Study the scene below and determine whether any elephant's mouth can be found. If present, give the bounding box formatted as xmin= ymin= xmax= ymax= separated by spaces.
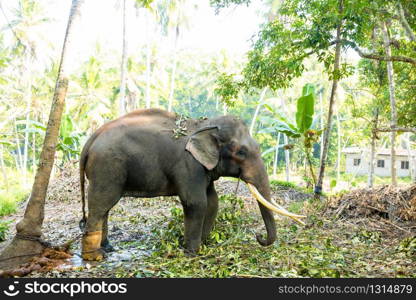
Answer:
xmin=246 ymin=183 xmax=306 ymax=225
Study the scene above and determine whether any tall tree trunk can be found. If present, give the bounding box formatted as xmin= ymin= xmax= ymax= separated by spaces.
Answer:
xmin=249 ymin=87 xmax=268 ymax=136
xmin=0 ymin=0 xmax=84 ymax=270
xmin=284 ymin=134 xmax=290 ymax=181
xmin=32 ymin=129 xmax=36 ymax=172
xmin=167 ymin=23 xmax=180 ymax=112
xmin=405 ymin=132 xmax=414 ymax=180
xmin=14 ymin=118 xmax=23 ymax=173
xmin=118 ymin=0 xmax=128 ymax=116
xmin=382 ymin=21 xmax=398 ymax=186
xmin=368 ymin=108 xmax=379 ymax=188
xmin=145 ymin=9 xmax=151 ymax=108
xmin=397 ymin=3 xmax=416 ymax=42
xmin=315 ymin=0 xmax=343 ymax=195
xmin=0 ymin=144 xmax=8 ymax=192
xmin=319 ymin=90 xmax=324 ymax=158
xmin=272 ymin=133 xmax=281 ymax=177
xmin=23 ymin=55 xmax=32 ymax=185
xmin=336 ymin=100 xmax=341 ymax=182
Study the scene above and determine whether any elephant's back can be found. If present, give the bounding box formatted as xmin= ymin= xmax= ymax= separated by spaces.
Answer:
xmin=84 ymin=109 xmax=185 ymax=193
xmin=112 ymin=108 xmax=177 ymax=132
xmin=90 ymin=108 xmax=177 ymax=142
xmin=85 ymin=108 xmax=182 ymax=164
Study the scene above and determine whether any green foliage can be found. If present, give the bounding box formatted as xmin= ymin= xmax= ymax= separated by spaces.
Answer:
xmin=0 ymin=188 xmax=28 ymax=217
xmin=213 ymin=73 xmax=242 ymax=107
xmin=0 ymin=167 xmax=30 ymax=217
xmin=296 ymin=84 xmax=315 ymax=134
xmin=136 ymin=0 xmax=155 ymax=9
xmin=261 ymin=84 xmax=320 ymax=183
xmin=270 ymin=180 xmax=298 ymax=190
xmin=351 ymin=230 xmax=381 ymax=245
xmin=396 ymin=236 xmax=416 ymax=258
xmin=0 ymin=196 xmax=17 ymax=217
xmin=269 ymin=179 xmax=312 ymax=194
xmin=119 ymin=195 xmax=415 ymax=278
xmin=57 ymin=114 xmax=84 ymax=162
xmin=209 ymin=0 xmax=251 ymax=13
xmin=151 ymin=194 xmax=246 ymax=258
xmin=262 ymin=84 xmax=319 ymax=140
xmin=0 ymin=220 xmax=12 ymax=242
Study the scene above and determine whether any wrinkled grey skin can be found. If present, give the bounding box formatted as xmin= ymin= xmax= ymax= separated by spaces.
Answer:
xmin=80 ymin=108 xmax=276 ymax=254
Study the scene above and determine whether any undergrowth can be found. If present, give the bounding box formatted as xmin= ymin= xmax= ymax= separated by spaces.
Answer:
xmin=114 ymin=195 xmax=415 ymax=278
xmin=269 ymin=180 xmax=312 ymax=193
xmin=0 ymin=180 xmax=30 ymax=241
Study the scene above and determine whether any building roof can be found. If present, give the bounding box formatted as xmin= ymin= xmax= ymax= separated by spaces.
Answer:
xmin=343 ymin=147 xmax=416 ymax=157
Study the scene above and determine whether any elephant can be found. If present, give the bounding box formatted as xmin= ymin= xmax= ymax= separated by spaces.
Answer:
xmin=79 ymin=108 xmax=305 ymax=260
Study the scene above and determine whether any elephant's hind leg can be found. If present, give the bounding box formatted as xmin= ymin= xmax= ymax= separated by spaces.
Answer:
xmin=101 ymin=211 xmax=115 ymax=252
xmin=82 ymin=182 xmax=123 ymax=261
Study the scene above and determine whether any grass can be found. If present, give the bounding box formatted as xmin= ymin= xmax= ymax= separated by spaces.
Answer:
xmin=269 ymin=179 xmax=312 ymax=193
xmin=0 ymin=220 xmax=12 ymax=242
xmin=0 ymin=188 xmax=28 ymax=217
xmin=329 ymin=171 xmax=412 ymax=188
xmin=0 ymin=168 xmax=31 ymax=242
xmin=0 ymin=189 xmax=29 ymax=242
xmin=111 ymin=195 xmax=415 ymax=278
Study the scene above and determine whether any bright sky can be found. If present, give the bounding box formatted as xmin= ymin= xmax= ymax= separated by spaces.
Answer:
xmin=1 ymin=0 xmax=266 ymax=71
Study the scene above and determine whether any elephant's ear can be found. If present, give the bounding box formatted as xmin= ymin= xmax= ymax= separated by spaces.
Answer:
xmin=185 ymin=126 xmax=220 ymax=170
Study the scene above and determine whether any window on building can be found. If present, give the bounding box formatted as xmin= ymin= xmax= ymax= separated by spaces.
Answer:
xmin=401 ymin=161 xmax=409 ymax=170
xmin=377 ymin=160 xmax=385 ymax=168
xmin=353 ymin=158 xmax=361 ymax=166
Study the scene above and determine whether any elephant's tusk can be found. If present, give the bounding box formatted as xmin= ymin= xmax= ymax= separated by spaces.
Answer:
xmin=247 ymin=183 xmax=306 ymax=226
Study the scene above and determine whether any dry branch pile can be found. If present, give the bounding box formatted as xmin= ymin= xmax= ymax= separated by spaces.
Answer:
xmin=328 ymin=184 xmax=416 ymax=223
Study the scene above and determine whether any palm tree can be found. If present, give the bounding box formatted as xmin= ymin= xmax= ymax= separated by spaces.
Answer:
xmin=4 ymin=0 xmax=50 ymax=184
xmin=0 ymin=0 xmax=85 ymax=270
xmin=154 ymin=0 xmax=196 ymax=112
xmin=119 ymin=0 xmax=128 ymax=115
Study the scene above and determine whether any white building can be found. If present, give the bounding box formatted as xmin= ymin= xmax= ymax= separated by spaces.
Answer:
xmin=343 ymin=147 xmax=416 ymax=177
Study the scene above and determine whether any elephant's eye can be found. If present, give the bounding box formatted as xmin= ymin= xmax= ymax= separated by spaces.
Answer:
xmin=236 ymin=149 xmax=247 ymax=157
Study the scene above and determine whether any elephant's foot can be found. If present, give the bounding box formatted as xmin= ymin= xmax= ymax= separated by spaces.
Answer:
xmin=183 ymin=245 xmax=199 ymax=257
xmin=82 ymin=231 xmax=105 ymax=261
xmin=184 ymin=249 xmax=198 ymax=257
xmin=101 ymin=239 xmax=115 ymax=253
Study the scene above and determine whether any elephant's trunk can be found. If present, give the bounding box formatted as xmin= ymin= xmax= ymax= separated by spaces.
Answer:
xmin=243 ymin=160 xmax=306 ymax=246
xmin=242 ymin=163 xmax=277 ymax=246
xmin=253 ymin=179 xmax=277 ymax=246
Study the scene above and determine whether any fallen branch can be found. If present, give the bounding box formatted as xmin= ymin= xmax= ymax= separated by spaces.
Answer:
xmin=381 ymin=218 xmax=413 ymax=234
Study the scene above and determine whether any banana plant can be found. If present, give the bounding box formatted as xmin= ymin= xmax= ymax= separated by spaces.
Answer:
xmin=23 ymin=115 xmax=84 ymax=163
xmin=57 ymin=114 xmax=84 ymax=162
xmin=260 ymin=84 xmax=321 ymax=184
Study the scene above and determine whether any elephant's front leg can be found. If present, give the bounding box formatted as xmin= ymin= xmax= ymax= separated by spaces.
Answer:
xmin=202 ymin=182 xmax=218 ymax=242
xmin=180 ymin=191 xmax=207 ymax=254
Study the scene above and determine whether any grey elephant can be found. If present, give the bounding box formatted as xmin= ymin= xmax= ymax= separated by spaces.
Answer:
xmin=79 ymin=108 xmax=305 ymax=260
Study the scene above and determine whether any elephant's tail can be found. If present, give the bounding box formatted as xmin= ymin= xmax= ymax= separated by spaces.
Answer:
xmin=79 ymin=129 xmax=103 ymax=231
xmin=79 ymin=146 xmax=88 ymax=231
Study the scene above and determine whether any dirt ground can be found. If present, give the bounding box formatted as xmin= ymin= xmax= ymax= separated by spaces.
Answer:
xmin=0 ymin=164 xmax=314 ymax=277
xmin=1 ymin=164 xmax=415 ymax=278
